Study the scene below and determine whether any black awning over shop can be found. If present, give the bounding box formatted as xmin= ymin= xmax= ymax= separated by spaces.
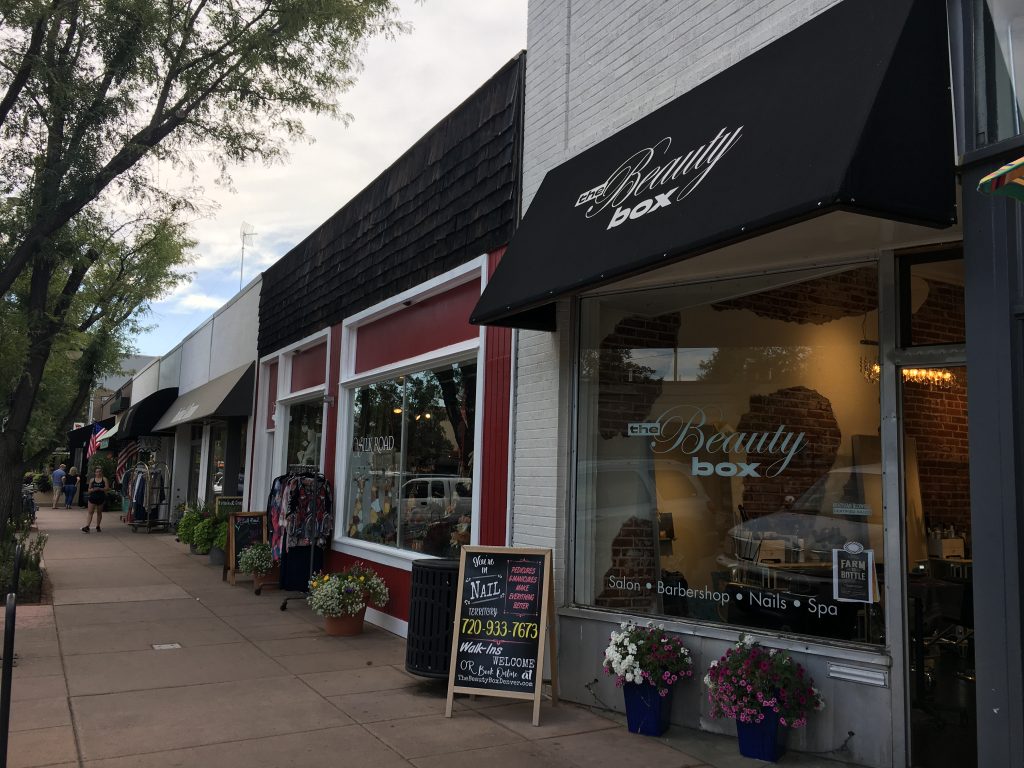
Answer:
xmin=67 ymin=418 xmax=115 ymax=452
xmin=117 ymin=387 xmax=179 ymax=439
xmin=471 ymin=0 xmax=955 ymax=330
xmin=152 ymin=363 xmax=255 ymax=432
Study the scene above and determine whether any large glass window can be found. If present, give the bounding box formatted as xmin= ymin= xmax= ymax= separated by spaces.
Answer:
xmin=575 ymin=264 xmax=885 ymax=644
xmin=207 ymin=421 xmax=226 ymax=499
xmin=286 ymin=400 xmax=323 ymax=473
xmin=346 ymin=360 xmax=477 ymax=556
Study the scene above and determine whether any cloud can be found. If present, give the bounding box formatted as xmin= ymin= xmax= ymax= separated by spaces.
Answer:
xmin=133 ymin=0 xmax=527 ymax=356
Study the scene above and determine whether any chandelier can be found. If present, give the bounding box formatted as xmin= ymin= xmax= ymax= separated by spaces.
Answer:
xmin=860 ymin=358 xmax=960 ymax=389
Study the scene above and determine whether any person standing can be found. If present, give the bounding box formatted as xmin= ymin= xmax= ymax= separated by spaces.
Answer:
xmin=63 ymin=468 xmax=79 ymax=509
xmin=82 ymin=467 xmax=109 ymax=533
xmin=51 ymin=464 xmax=66 ymax=509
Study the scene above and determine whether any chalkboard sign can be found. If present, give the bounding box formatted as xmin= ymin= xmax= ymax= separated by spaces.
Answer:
xmin=444 ymin=546 xmax=557 ymax=726
xmin=215 ymin=496 xmax=243 ymax=518
xmin=227 ymin=512 xmax=268 ymax=585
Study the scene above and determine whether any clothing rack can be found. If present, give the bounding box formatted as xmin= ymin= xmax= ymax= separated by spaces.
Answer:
xmin=265 ymin=466 xmax=334 ymax=611
xmin=123 ymin=461 xmax=171 ymax=533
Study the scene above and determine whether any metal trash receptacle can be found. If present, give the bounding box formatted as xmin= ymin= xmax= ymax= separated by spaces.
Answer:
xmin=406 ymin=557 xmax=460 ymax=678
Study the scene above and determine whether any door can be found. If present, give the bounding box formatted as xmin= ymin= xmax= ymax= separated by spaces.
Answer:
xmin=901 ymin=367 xmax=975 ymax=767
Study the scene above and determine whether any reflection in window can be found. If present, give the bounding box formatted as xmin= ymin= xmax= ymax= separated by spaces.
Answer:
xmin=575 ymin=265 xmax=885 ymax=644
xmin=287 ymin=401 xmax=323 ymax=472
xmin=346 ymin=360 xmax=476 ymax=556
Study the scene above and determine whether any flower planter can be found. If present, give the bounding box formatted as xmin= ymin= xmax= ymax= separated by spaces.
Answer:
xmin=189 ymin=544 xmax=198 ymax=555
xmin=324 ymin=607 xmax=366 ymax=637
xmin=622 ymin=682 xmax=672 ymax=736
xmin=253 ymin=564 xmax=280 ymax=595
xmin=208 ymin=546 xmax=226 ymax=566
xmin=736 ymin=708 xmax=786 ymax=762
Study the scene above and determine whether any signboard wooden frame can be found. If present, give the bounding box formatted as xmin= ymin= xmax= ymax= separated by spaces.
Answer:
xmin=227 ymin=512 xmax=268 ymax=585
xmin=444 ymin=546 xmax=558 ymax=726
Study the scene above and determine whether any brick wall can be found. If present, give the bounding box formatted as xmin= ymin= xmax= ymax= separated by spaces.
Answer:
xmin=712 ymin=267 xmax=877 ymax=324
xmin=903 ymin=377 xmax=970 ymax=534
xmin=594 ymin=516 xmax=658 ymax=611
xmin=911 ymin=278 xmax=965 ymax=345
xmin=736 ymin=386 xmax=841 ymax=519
xmin=598 ymin=313 xmax=680 ymax=438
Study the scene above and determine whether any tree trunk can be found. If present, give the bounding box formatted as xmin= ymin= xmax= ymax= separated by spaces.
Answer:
xmin=0 ymin=432 xmax=27 ymax=532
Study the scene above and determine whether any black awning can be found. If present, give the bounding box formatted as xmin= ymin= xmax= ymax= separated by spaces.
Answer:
xmin=67 ymin=418 xmax=114 ymax=450
xmin=471 ymin=0 xmax=955 ymax=330
xmin=117 ymin=387 xmax=179 ymax=439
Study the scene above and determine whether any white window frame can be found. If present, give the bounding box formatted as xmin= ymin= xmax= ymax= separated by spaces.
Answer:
xmin=258 ymin=327 xmax=332 ymax=485
xmin=335 ymin=256 xmax=488 ymax=572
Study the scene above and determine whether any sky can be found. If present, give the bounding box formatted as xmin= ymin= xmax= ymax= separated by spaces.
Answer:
xmin=135 ymin=1 xmax=528 ymax=356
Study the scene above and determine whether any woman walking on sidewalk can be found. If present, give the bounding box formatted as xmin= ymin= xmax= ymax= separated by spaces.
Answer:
xmin=82 ymin=467 xmax=109 ymax=533
xmin=63 ymin=467 xmax=79 ymax=509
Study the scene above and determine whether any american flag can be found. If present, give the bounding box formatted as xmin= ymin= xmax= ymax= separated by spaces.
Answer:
xmin=86 ymin=423 xmax=107 ymax=459
xmin=116 ymin=442 xmax=137 ymax=483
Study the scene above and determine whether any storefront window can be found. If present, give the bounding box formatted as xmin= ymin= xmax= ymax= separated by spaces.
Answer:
xmin=286 ymin=400 xmax=323 ymax=473
xmin=346 ymin=360 xmax=476 ymax=556
xmin=187 ymin=424 xmax=203 ymax=503
xmin=575 ymin=264 xmax=885 ymax=644
xmin=207 ymin=421 xmax=225 ymax=499
xmin=899 ymin=250 xmax=965 ymax=347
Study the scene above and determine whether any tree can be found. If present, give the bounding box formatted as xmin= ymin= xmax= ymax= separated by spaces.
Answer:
xmin=0 ymin=0 xmax=401 ymax=511
xmin=0 ymin=207 xmax=194 ymax=469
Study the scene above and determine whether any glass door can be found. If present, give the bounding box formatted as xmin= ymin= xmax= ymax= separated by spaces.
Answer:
xmin=901 ymin=365 xmax=975 ymax=767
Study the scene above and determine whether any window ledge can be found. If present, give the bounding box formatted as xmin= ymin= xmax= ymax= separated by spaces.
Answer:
xmin=332 ymin=537 xmax=439 ymax=571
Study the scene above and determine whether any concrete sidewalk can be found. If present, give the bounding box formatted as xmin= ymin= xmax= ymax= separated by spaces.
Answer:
xmin=7 ymin=507 xmax=850 ymax=768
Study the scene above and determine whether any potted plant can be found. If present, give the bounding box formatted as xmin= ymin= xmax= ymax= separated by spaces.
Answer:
xmin=238 ymin=543 xmax=277 ymax=594
xmin=705 ymin=635 xmax=825 ymax=762
xmin=602 ymin=621 xmax=694 ymax=736
xmin=192 ymin=517 xmax=214 ymax=555
xmin=177 ymin=507 xmax=201 ymax=552
xmin=209 ymin=520 xmax=228 ymax=565
xmin=307 ymin=562 xmax=389 ymax=636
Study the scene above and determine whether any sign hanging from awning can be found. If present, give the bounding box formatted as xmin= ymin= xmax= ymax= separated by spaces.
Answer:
xmin=471 ymin=0 xmax=956 ymax=330
xmin=978 ymin=155 xmax=1024 ymax=203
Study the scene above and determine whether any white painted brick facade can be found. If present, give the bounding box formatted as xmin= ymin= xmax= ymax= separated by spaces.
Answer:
xmin=511 ymin=0 xmax=842 ymax=599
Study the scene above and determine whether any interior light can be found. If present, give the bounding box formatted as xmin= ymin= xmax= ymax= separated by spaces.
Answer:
xmin=392 ymin=407 xmax=402 ymax=414
xmin=424 ymin=413 xmax=431 ymax=419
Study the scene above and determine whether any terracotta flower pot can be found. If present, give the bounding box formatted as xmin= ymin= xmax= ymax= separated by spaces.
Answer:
xmin=253 ymin=564 xmax=280 ymax=595
xmin=324 ymin=607 xmax=367 ymax=636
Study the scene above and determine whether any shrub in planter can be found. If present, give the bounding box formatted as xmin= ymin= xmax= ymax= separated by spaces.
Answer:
xmin=213 ymin=521 xmax=228 ymax=551
xmin=34 ymin=473 xmax=52 ymax=493
xmin=177 ymin=508 xmax=201 ymax=545
xmin=192 ymin=518 xmax=214 ymax=555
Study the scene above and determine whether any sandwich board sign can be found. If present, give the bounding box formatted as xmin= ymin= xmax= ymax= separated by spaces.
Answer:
xmin=444 ymin=546 xmax=558 ymax=725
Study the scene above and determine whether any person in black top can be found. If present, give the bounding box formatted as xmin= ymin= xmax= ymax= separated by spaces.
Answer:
xmin=82 ymin=467 xmax=109 ymax=533
xmin=63 ymin=467 xmax=78 ymax=509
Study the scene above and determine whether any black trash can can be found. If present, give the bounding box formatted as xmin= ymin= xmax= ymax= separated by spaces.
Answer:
xmin=406 ymin=557 xmax=460 ymax=678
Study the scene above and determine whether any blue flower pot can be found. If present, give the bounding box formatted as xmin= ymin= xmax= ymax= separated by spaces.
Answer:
xmin=736 ymin=707 xmax=786 ymax=762
xmin=622 ymin=682 xmax=672 ymax=736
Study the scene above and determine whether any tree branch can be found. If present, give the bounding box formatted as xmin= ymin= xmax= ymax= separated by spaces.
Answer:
xmin=0 ymin=2 xmax=53 ymax=131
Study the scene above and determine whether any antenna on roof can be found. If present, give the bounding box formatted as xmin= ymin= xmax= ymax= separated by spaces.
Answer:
xmin=239 ymin=221 xmax=257 ymax=291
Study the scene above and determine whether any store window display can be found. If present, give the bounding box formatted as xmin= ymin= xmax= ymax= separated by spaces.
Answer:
xmin=575 ymin=264 xmax=887 ymax=644
xmin=346 ymin=360 xmax=476 ymax=556
xmin=287 ymin=401 xmax=323 ymax=472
